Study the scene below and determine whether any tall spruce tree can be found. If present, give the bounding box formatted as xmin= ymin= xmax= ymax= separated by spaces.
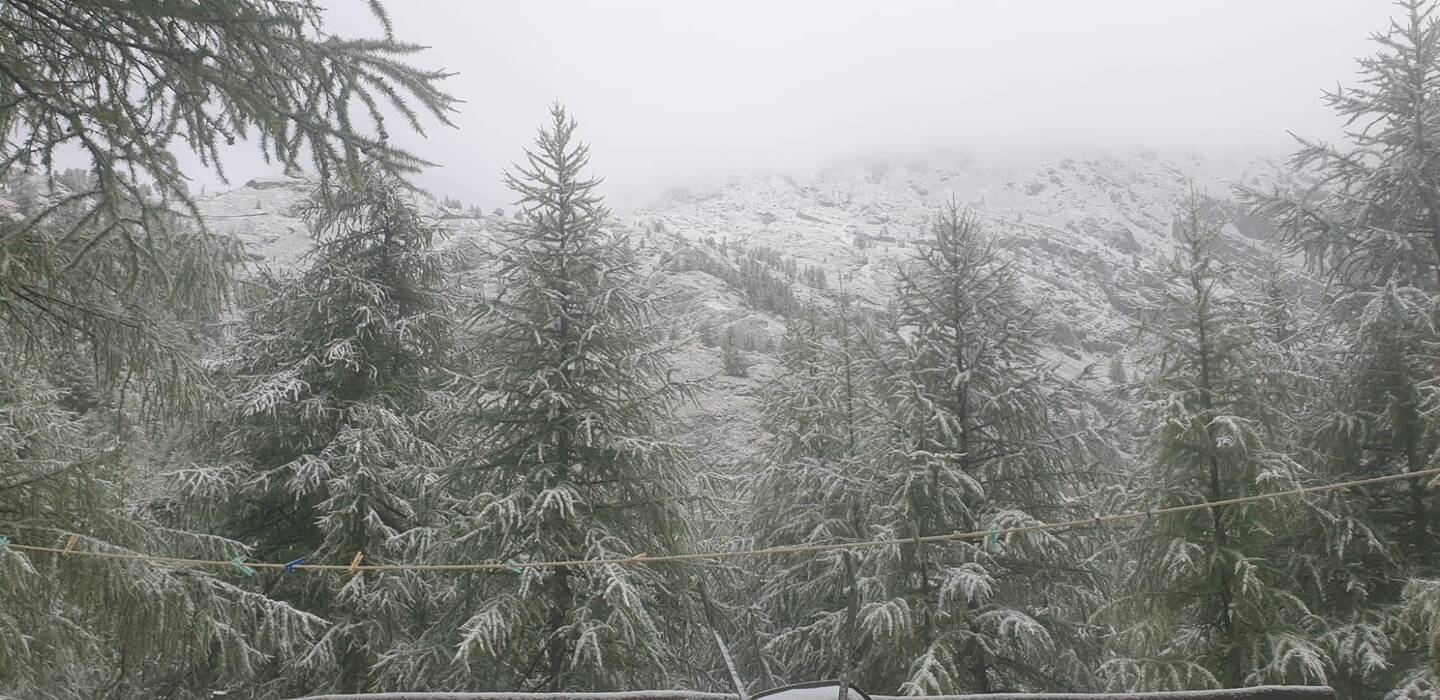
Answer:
xmin=748 ymin=290 xmax=892 ymax=687
xmin=436 ymin=104 xmax=692 ymax=691
xmin=172 ymin=165 xmax=456 ymax=696
xmin=1097 ymin=197 xmax=1360 ymax=692
xmin=1240 ymin=256 xmax=1402 ymax=698
xmin=1316 ymin=282 xmax=1440 ymax=698
xmin=805 ymin=202 xmax=1104 ymax=694
xmin=1247 ymin=2 xmax=1440 ymax=694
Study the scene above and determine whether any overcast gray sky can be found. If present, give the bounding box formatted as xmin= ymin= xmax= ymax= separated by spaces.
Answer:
xmin=198 ymin=0 xmax=1398 ymax=209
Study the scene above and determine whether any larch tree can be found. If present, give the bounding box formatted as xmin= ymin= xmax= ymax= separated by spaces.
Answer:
xmin=1246 ymin=1 xmax=1440 ymax=694
xmin=1 ymin=0 xmax=457 ymax=386
xmin=435 ymin=104 xmax=693 ymax=692
xmin=748 ymin=289 xmax=894 ymax=688
xmin=172 ymin=165 xmax=458 ymax=697
xmin=721 ymin=327 xmax=752 ymax=378
xmin=1097 ymin=197 xmax=1362 ymax=692
xmin=0 ymin=1 xmax=455 ymax=694
xmin=848 ymin=203 xmax=1104 ymax=694
xmin=0 ymin=313 xmax=331 ymax=698
xmin=1314 ymin=282 xmax=1439 ymax=698
xmin=1246 ymin=257 xmax=1397 ymax=698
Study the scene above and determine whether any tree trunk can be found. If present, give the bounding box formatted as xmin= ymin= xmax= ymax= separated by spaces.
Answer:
xmin=1192 ymin=266 xmax=1241 ymax=688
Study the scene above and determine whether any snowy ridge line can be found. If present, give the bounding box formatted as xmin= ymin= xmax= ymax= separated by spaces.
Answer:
xmin=6 ymin=468 xmax=1437 ymax=574
xmin=284 ymin=686 xmax=1336 ymax=699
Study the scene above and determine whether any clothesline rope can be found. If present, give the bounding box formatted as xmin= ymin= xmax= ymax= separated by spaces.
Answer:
xmin=7 ymin=467 xmax=1438 ymax=575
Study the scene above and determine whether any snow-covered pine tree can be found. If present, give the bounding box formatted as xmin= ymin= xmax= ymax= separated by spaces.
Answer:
xmin=1096 ymin=196 xmax=1356 ymax=691
xmin=1246 ymin=2 xmax=1440 ymax=694
xmin=846 ymin=202 xmax=1103 ymax=694
xmin=1256 ymin=323 xmax=1403 ymax=700
xmin=748 ymin=288 xmax=895 ymax=688
xmin=1 ymin=3 xmax=455 ymax=694
xmin=172 ymin=165 xmax=456 ymax=696
xmin=0 ymin=189 xmax=323 ymax=697
xmin=1310 ymin=281 xmax=1440 ymax=698
xmin=722 ymin=327 xmax=751 ymax=377
xmin=1399 ymin=577 xmax=1440 ymax=697
xmin=0 ymin=344 xmax=331 ymax=698
xmin=1231 ymin=256 xmax=1404 ymax=699
xmin=1251 ymin=0 xmax=1440 ymax=294
xmin=438 ymin=104 xmax=693 ymax=691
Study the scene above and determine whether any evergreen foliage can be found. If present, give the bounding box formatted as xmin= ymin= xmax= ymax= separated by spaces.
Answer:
xmin=748 ymin=204 xmax=1105 ymax=695
xmin=0 ymin=335 xmax=329 ymax=698
xmin=668 ymin=243 xmax=804 ymax=317
xmin=1246 ymin=2 xmax=1440 ymax=694
xmin=721 ymin=328 xmax=751 ymax=377
xmin=747 ymin=292 xmax=893 ymax=688
xmin=0 ymin=175 xmax=300 ymax=700
xmin=433 ymin=104 xmax=694 ymax=692
xmin=1 ymin=0 xmax=456 ymax=245
xmin=1097 ymin=197 xmax=1353 ymax=691
xmin=0 ymin=2 xmax=455 ymax=694
xmin=171 ymin=165 xmax=456 ymax=696
xmin=10 ymin=1 xmax=1440 ymax=696
xmin=1 ymin=172 xmax=232 ymax=407
xmin=869 ymin=202 xmax=1104 ymax=694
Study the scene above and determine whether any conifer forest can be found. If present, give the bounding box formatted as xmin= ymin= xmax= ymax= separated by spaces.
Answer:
xmin=7 ymin=1 xmax=1440 ymax=698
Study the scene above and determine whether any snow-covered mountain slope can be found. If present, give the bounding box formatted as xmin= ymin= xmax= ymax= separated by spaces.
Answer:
xmin=633 ymin=150 xmax=1292 ymax=362
xmin=197 ymin=149 xmax=1293 ymax=468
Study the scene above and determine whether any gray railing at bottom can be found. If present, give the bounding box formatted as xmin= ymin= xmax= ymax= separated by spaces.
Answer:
xmin=286 ymin=687 xmax=1337 ymax=700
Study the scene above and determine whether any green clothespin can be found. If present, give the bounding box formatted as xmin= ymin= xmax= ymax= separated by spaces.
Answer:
xmin=0 ymin=535 xmax=9 ymax=552
xmin=505 ymin=559 xmax=523 ymax=574
xmin=985 ymin=524 xmax=1000 ymax=554
xmin=229 ymin=556 xmax=257 ymax=578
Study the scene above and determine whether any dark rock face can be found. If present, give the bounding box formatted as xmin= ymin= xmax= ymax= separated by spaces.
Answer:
xmin=242 ymin=176 xmax=308 ymax=190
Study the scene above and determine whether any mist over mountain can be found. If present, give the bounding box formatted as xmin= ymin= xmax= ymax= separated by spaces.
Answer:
xmin=200 ymin=147 xmax=1293 ymax=468
xmin=176 ymin=0 xmax=1390 ymax=209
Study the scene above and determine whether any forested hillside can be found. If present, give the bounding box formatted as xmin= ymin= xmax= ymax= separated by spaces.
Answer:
xmin=4 ymin=1 xmax=1440 ymax=699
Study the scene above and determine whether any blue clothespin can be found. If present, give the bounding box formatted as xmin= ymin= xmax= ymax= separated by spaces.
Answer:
xmin=229 ymin=556 xmax=257 ymax=577
xmin=505 ymin=558 xmax=523 ymax=574
xmin=0 ymin=535 xmax=9 ymax=552
xmin=283 ymin=557 xmax=306 ymax=575
xmin=985 ymin=524 xmax=1000 ymax=554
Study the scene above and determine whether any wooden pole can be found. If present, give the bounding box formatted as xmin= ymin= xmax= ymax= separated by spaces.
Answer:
xmin=698 ymin=578 xmax=749 ymax=700
xmin=838 ymin=550 xmax=859 ymax=700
